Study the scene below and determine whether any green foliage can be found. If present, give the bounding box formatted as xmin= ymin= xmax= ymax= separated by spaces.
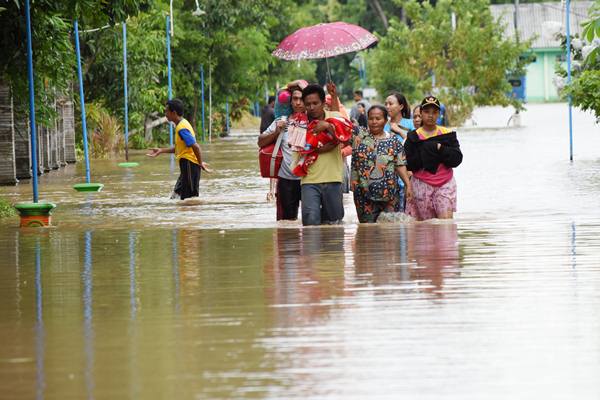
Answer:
xmin=368 ymin=0 xmax=529 ymax=125
xmin=2 ymin=0 xmax=539 ymax=152
xmin=80 ymin=7 xmax=167 ymax=136
xmin=582 ymin=1 xmax=600 ymax=43
xmin=564 ymin=70 xmax=600 ymax=120
xmin=0 ymin=1 xmax=147 ymax=126
xmin=557 ymin=1 xmax=600 ymax=121
xmin=0 ymin=198 xmax=17 ymax=219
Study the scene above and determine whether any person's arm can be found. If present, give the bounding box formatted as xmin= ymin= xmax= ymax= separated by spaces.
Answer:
xmin=396 ymin=165 xmax=412 ymax=201
xmin=395 ymin=141 xmax=412 ymax=200
xmin=341 ymin=144 xmax=352 ymax=157
xmin=311 ymin=120 xmax=339 ymax=154
xmin=326 ymin=82 xmax=340 ymax=112
xmin=287 ymin=79 xmax=308 ymax=90
xmin=146 ymin=147 xmax=175 ymax=157
xmin=437 ymin=137 xmax=463 ymax=168
xmin=190 ymin=143 xmax=212 ymax=172
xmin=389 ymin=122 xmax=408 ymax=139
xmin=257 ymin=119 xmax=285 ymax=148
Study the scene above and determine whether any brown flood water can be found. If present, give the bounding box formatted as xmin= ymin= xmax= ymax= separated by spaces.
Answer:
xmin=1 ymin=104 xmax=600 ymax=398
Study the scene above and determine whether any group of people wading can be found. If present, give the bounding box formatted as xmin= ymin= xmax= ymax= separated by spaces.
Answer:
xmin=147 ymin=80 xmax=462 ymax=226
xmin=258 ymin=80 xmax=463 ymax=225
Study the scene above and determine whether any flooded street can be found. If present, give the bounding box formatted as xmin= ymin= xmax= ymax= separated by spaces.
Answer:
xmin=1 ymin=103 xmax=600 ymax=398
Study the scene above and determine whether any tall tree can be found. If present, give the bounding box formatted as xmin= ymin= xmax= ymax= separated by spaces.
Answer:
xmin=368 ymin=0 xmax=530 ymax=124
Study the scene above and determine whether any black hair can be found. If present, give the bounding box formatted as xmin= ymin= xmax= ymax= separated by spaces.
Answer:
xmin=268 ymin=95 xmax=275 ymax=104
xmin=388 ymin=91 xmax=411 ymax=119
xmin=367 ymin=104 xmax=388 ymax=121
xmin=166 ymin=98 xmax=184 ymax=116
xmin=354 ymin=90 xmax=363 ymax=97
xmin=413 ymin=105 xmax=421 ymax=114
xmin=302 ymin=84 xmax=325 ymax=102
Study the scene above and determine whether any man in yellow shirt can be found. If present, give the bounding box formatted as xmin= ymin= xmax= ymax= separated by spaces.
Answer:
xmin=300 ymin=84 xmax=345 ymax=225
xmin=146 ymin=99 xmax=210 ymax=199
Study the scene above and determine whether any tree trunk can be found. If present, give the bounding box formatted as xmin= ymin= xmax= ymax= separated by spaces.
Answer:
xmin=371 ymin=0 xmax=389 ymax=30
xmin=144 ymin=116 xmax=167 ymax=143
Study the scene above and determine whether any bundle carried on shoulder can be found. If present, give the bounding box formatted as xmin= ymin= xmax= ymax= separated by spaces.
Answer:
xmin=404 ymin=127 xmax=462 ymax=173
xmin=293 ymin=117 xmax=353 ymax=177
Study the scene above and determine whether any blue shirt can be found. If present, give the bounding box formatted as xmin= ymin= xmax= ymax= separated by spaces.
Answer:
xmin=178 ymin=128 xmax=196 ymax=146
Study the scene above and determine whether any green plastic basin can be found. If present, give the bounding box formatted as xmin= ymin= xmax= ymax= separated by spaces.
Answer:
xmin=73 ymin=183 xmax=104 ymax=192
xmin=13 ymin=202 xmax=57 ymax=216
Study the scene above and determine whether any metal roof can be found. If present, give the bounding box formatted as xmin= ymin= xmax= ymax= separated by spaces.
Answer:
xmin=490 ymin=1 xmax=594 ymax=49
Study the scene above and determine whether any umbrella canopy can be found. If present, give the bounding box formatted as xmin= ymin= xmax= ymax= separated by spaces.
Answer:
xmin=272 ymin=21 xmax=378 ymax=61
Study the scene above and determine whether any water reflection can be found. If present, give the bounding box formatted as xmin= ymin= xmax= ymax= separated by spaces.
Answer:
xmin=35 ymin=238 xmax=45 ymax=400
xmin=353 ymin=225 xmax=410 ymax=286
xmin=571 ymin=222 xmax=577 ymax=270
xmin=267 ymin=227 xmax=346 ymax=325
xmin=351 ymin=223 xmax=460 ymax=298
xmin=172 ymin=230 xmax=180 ymax=313
xmin=407 ymin=223 xmax=460 ymax=297
xmin=82 ymin=231 xmax=94 ymax=399
xmin=129 ymin=231 xmax=138 ymax=319
xmin=1 ymin=215 xmax=599 ymax=398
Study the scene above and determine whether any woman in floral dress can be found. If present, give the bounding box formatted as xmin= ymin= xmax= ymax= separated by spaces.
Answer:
xmin=350 ymin=105 xmax=412 ymax=223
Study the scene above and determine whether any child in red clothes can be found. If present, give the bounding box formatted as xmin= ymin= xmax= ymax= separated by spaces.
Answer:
xmin=293 ymin=117 xmax=353 ymax=177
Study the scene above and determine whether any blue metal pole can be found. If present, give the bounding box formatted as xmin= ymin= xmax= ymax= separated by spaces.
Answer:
xmin=225 ymin=99 xmax=230 ymax=134
xmin=25 ymin=0 xmax=39 ymax=203
xmin=566 ymin=0 xmax=574 ymax=161
xmin=123 ymin=22 xmax=129 ymax=161
xmin=200 ymin=65 xmax=205 ymax=142
xmin=166 ymin=16 xmax=173 ymax=147
xmin=74 ymin=20 xmax=91 ymax=183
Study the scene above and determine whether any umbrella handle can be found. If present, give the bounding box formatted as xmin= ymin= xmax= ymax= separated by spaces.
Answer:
xmin=325 ymin=57 xmax=332 ymax=83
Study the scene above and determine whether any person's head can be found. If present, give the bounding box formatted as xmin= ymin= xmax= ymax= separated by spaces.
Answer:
xmin=291 ymin=89 xmax=305 ymax=113
xmin=419 ymin=96 xmax=441 ymax=129
xmin=302 ymin=84 xmax=326 ymax=120
xmin=385 ymin=92 xmax=411 ymax=119
xmin=357 ymin=102 xmax=366 ymax=115
xmin=367 ymin=105 xmax=388 ymax=134
xmin=412 ymin=105 xmax=422 ymax=129
xmin=268 ymin=95 xmax=275 ymax=107
xmin=353 ymin=90 xmax=363 ymax=102
xmin=165 ymin=98 xmax=184 ymax=123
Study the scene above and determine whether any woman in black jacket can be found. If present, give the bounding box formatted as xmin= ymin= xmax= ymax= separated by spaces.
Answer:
xmin=404 ymin=96 xmax=462 ymax=221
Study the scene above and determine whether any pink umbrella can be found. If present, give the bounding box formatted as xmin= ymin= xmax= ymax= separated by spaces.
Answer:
xmin=272 ymin=21 xmax=378 ymax=61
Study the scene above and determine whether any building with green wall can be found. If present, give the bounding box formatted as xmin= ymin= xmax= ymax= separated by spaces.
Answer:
xmin=491 ymin=1 xmax=593 ymax=103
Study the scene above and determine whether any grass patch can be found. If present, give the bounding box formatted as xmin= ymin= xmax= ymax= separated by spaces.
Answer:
xmin=231 ymin=110 xmax=260 ymax=130
xmin=0 ymin=197 xmax=16 ymax=219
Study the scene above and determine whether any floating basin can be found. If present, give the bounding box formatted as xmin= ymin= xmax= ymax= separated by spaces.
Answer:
xmin=73 ymin=183 xmax=104 ymax=192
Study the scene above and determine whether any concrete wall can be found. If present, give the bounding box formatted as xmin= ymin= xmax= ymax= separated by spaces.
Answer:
xmin=0 ymin=83 xmax=17 ymax=185
xmin=525 ymin=48 xmax=564 ymax=103
xmin=14 ymin=118 xmax=31 ymax=179
xmin=60 ymin=99 xmax=76 ymax=164
xmin=0 ymin=82 xmax=77 ymax=185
